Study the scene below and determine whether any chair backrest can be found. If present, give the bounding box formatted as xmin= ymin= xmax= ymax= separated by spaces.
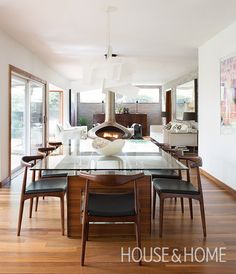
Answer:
xmin=48 ymin=141 xmax=62 ymax=148
xmin=21 ymin=155 xmax=44 ymax=194
xmin=161 ymin=146 xmax=183 ymax=178
xmin=79 ymin=172 xmax=145 ymax=187
xmin=80 ymin=172 xmax=145 ymax=218
xmin=37 ymin=147 xmax=56 ymax=178
xmin=178 ymin=156 xmax=203 ymax=193
xmin=38 ymin=147 xmax=56 ymax=157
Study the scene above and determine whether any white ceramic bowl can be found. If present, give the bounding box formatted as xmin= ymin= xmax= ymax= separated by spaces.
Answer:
xmin=92 ymin=138 xmax=125 ymax=156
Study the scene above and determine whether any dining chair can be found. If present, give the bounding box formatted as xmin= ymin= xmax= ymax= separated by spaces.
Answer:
xmin=17 ymin=155 xmax=67 ymax=236
xmin=48 ymin=141 xmax=63 ymax=148
xmin=150 ymin=145 xmax=186 ymax=217
xmin=152 ymin=156 xmax=206 ymax=237
xmin=35 ymin=146 xmax=68 ymax=212
xmin=79 ymin=172 xmax=145 ymax=266
xmin=37 ymin=147 xmax=68 ymax=179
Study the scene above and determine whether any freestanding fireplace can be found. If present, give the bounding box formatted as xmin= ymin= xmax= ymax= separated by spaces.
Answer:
xmin=88 ymin=91 xmax=132 ymax=141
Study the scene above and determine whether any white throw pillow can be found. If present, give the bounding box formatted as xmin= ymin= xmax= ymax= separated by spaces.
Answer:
xmin=170 ymin=123 xmax=182 ymax=132
xmin=179 ymin=124 xmax=189 ymax=133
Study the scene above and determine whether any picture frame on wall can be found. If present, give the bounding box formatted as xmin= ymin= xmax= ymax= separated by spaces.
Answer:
xmin=220 ymin=54 xmax=236 ymax=135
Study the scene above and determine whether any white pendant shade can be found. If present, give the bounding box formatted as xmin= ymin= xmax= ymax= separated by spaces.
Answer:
xmin=73 ymin=6 xmax=138 ymax=96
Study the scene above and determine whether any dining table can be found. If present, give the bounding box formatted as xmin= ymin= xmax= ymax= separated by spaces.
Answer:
xmin=31 ymin=138 xmax=188 ymax=238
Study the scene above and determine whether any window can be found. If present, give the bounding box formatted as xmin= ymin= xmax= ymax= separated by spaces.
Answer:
xmin=80 ymin=89 xmax=105 ymax=103
xmin=11 ymin=73 xmax=45 ymax=173
xmin=176 ymin=80 xmax=195 ymax=120
xmin=116 ymin=86 xmax=160 ymax=103
xmin=79 ymin=86 xmax=160 ymax=103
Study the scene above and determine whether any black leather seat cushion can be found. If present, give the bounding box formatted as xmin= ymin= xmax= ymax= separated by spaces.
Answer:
xmin=153 ymin=178 xmax=199 ymax=195
xmin=41 ymin=170 xmax=68 ymax=178
xmin=88 ymin=192 xmax=135 ymax=217
xmin=26 ymin=177 xmax=67 ymax=194
xmin=149 ymin=169 xmax=180 ymax=179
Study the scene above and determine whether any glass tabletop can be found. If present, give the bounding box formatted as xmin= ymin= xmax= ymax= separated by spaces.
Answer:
xmin=31 ymin=139 xmax=188 ymax=171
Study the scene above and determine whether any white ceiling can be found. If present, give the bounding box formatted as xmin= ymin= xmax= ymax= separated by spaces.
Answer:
xmin=1 ymin=0 xmax=236 ymax=84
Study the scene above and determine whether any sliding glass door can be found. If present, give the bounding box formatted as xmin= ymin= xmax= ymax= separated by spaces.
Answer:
xmin=11 ymin=75 xmax=45 ymax=173
xmin=30 ymin=81 xmax=44 ymax=154
xmin=11 ymin=76 xmax=27 ymax=172
xmin=48 ymin=90 xmax=63 ymax=141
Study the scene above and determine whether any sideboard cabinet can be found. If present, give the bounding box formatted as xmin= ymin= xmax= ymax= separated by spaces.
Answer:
xmin=93 ymin=113 xmax=148 ymax=136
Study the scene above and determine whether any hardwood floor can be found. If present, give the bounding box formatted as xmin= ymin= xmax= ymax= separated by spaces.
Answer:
xmin=0 ymin=173 xmax=236 ymax=273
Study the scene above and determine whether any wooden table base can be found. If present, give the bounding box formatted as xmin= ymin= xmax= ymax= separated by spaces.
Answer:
xmin=67 ymin=175 xmax=152 ymax=238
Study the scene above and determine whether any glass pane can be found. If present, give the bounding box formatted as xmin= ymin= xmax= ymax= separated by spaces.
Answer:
xmin=80 ymin=89 xmax=105 ymax=103
xmin=31 ymin=139 xmax=188 ymax=171
xmin=30 ymin=82 xmax=44 ymax=154
xmin=116 ymin=87 xmax=160 ymax=103
xmin=176 ymin=80 xmax=195 ymax=120
xmin=11 ymin=77 xmax=26 ymax=171
xmin=49 ymin=91 xmax=62 ymax=140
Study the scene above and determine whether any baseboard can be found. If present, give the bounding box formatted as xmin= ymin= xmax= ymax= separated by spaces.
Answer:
xmin=0 ymin=176 xmax=11 ymax=187
xmin=200 ymin=168 xmax=236 ymax=197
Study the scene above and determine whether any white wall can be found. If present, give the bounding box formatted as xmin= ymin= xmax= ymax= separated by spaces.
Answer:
xmin=199 ymin=22 xmax=236 ymax=190
xmin=0 ymin=30 xmax=70 ymax=182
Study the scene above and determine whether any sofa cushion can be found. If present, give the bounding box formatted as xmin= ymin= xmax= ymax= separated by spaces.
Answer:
xmin=164 ymin=121 xmax=198 ymax=133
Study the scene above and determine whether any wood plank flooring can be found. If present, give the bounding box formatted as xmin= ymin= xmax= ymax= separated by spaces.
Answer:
xmin=0 ymin=173 xmax=236 ymax=273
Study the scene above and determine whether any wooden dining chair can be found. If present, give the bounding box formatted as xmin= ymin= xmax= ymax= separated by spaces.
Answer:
xmin=79 ymin=172 xmax=145 ymax=266
xmin=37 ymin=147 xmax=68 ymax=179
xmin=152 ymin=156 xmax=206 ymax=237
xmin=35 ymin=147 xmax=68 ymax=212
xmin=17 ymin=155 xmax=67 ymax=236
xmin=150 ymin=145 xmax=186 ymax=217
xmin=48 ymin=141 xmax=63 ymax=148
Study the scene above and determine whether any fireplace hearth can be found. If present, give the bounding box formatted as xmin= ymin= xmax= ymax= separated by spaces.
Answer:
xmin=88 ymin=91 xmax=132 ymax=140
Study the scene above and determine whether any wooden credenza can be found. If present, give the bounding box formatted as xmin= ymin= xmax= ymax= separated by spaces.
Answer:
xmin=93 ymin=113 xmax=148 ymax=136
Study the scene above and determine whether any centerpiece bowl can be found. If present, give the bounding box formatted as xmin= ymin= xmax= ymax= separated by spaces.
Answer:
xmin=92 ymin=138 xmax=125 ymax=156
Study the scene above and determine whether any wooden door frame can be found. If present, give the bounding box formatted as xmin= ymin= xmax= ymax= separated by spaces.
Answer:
xmin=48 ymin=89 xmax=64 ymax=124
xmin=8 ymin=65 xmax=47 ymax=178
xmin=165 ymin=89 xmax=172 ymax=123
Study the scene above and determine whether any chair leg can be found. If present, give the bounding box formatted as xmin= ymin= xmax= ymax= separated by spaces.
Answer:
xmin=174 ymin=197 xmax=177 ymax=203
xmin=17 ymin=199 xmax=25 ymax=236
xmin=153 ymin=187 xmax=156 ymax=219
xmin=81 ymin=220 xmax=88 ymax=266
xmin=181 ymin=197 xmax=184 ymax=213
xmin=199 ymin=197 xmax=207 ymax=237
xmin=29 ymin=198 xmax=33 ymax=218
xmin=35 ymin=197 xmax=39 ymax=212
xmin=86 ymin=222 xmax=89 ymax=241
xmin=189 ymin=198 xmax=193 ymax=219
xmin=135 ymin=221 xmax=142 ymax=265
xmin=60 ymin=195 xmax=65 ymax=236
xmin=159 ymin=197 xmax=164 ymax=238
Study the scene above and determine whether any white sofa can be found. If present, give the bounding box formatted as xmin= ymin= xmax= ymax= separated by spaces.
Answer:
xmin=57 ymin=123 xmax=88 ymax=140
xmin=163 ymin=129 xmax=197 ymax=147
xmin=150 ymin=122 xmax=198 ymax=148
